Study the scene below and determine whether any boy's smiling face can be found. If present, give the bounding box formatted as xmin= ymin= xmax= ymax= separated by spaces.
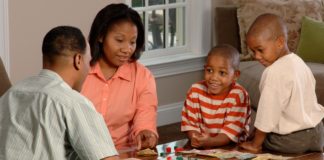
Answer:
xmin=204 ymin=54 xmax=238 ymax=95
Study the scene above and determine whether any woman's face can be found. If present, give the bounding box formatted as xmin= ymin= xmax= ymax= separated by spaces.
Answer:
xmin=101 ymin=20 xmax=138 ymax=68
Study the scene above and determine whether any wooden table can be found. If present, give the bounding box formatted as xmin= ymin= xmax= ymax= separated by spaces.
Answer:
xmin=118 ymin=139 xmax=324 ymax=160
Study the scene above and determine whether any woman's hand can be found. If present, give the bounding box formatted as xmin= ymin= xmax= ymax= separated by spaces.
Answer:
xmin=136 ymin=130 xmax=157 ymax=150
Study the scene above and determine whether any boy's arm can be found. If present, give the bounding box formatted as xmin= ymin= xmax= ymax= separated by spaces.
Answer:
xmin=203 ymin=133 xmax=231 ymax=147
xmin=240 ymin=128 xmax=267 ymax=153
xmin=186 ymin=130 xmax=201 ymax=140
xmin=190 ymin=133 xmax=232 ymax=148
xmin=218 ymin=88 xmax=251 ymax=144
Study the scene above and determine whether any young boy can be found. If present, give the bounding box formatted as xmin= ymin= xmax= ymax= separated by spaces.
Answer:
xmin=181 ymin=44 xmax=251 ymax=148
xmin=240 ymin=13 xmax=324 ymax=154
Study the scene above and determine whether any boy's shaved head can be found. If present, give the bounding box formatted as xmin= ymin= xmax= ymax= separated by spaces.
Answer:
xmin=207 ymin=44 xmax=240 ymax=70
xmin=247 ymin=13 xmax=287 ymax=41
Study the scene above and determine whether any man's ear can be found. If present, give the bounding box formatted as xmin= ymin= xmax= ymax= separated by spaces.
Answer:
xmin=73 ymin=53 xmax=82 ymax=70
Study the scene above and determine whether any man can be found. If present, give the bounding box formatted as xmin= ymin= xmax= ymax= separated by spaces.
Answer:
xmin=0 ymin=26 xmax=119 ymax=160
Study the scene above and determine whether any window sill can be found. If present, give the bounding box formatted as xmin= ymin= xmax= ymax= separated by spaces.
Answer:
xmin=139 ymin=53 xmax=206 ymax=78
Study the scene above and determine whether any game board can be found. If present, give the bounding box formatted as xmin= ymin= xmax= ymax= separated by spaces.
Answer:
xmin=179 ymin=149 xmax=291 ymax=160
xmin=180 ymin=149 xmax=256 ymax=159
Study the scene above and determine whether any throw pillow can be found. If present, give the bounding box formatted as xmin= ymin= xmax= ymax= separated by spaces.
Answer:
xmin=237 ymin=0 xmax=323 ymax=60
xmin=296 ymin=16 xmax=324 ymax=63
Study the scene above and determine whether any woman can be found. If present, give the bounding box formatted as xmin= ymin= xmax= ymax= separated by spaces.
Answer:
xmin=82 ymin=3 xmax=158 ymax=150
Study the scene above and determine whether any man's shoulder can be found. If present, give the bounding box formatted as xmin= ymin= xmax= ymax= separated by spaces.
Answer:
xmin=12 ymin=75 xmax=91 ymax=108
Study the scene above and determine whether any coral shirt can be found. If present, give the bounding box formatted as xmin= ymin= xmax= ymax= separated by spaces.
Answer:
xmin=81 ymin=61 xmax=158 ymax=149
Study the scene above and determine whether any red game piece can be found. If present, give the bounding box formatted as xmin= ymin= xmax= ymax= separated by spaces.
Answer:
xmin=166 ymin=156 xmax=172 ymax=160
xmin=166 ymin=147 xmax=172 ymax=153
xmin=175 ymin=147 xmax=184 ymax=152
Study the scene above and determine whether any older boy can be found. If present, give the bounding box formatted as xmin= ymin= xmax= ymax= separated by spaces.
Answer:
xmin=240 ymin=13 xmax=324 ymax=153
xmin=0 ymin=26 xmax=118 ymax=159
xmin=181 ymin=44 xmax=251 ymax=148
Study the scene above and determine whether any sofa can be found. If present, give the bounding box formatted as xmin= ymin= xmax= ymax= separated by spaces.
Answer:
xmin=214 ymin=3 xmax=324 ymax=129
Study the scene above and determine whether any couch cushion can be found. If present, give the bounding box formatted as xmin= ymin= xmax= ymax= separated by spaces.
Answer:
xmin=307 ymin=63 xmax=324 ymax=106
xmin=238 ymin=61 xmax=264 ymax=110
xmin=297 ymin=16 xmax=324 ymax=63
xmin=237 ymin=0 xmax=323 ymax=60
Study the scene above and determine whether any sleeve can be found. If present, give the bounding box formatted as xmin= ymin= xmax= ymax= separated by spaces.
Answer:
xmin=254 ymin=69 xmax=291 ymax=133
xmin=181 ymin=86 xmax=201 ymax=133
xmin=65 ymin=99 xmax=118 ymax=160
xmin=131 ymin=70 xmax=158 ymax=139
xmin=219 ymin=87 xmax=251 ymax=143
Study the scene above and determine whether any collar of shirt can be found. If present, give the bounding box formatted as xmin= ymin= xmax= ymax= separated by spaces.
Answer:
xmin=201 ymin=80 xmax=234 ymax=100
xmin=89 ymin=62 xmax=132 ymax=82
xmin=39 ymin=69 xmax=72 ymax=89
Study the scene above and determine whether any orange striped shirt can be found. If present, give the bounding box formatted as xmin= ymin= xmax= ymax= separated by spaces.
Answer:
xmin=181 ymin=81 xmax=251 ymax=142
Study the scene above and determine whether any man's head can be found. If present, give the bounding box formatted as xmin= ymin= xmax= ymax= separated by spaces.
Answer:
xmin=204 ymin=44 xmax=240 ymax=95
xmin=246 ymin=13 xmax=290 ymax=67
xmin=42 ymin=26 xmax=90 ymax=91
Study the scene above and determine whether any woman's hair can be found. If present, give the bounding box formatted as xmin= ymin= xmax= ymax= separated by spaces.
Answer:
xmin=88 ymin=3 xmax=144 ymax=66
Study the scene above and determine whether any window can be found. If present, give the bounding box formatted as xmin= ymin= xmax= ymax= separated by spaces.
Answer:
xmin=0 ymin=0 xmax=9 ymax=74
xmin=126 ymin=0 xmax=212 ymax=77
xmin=129 ymin=0 xmax=186 ymax=52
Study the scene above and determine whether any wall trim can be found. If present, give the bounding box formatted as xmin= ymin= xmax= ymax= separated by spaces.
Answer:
xmin=144 ymin=55 xmax=205 ymax=78
xmin=157 ymin=101 xmax=183 ymax=126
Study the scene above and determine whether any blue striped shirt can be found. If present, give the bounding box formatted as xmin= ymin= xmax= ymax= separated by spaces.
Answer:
xmin=0 ymin=69 xmax=118 ymax=160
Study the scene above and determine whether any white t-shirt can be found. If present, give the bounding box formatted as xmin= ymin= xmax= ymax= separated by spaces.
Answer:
xmin=254 ymin=53 xmax=324 ymax=134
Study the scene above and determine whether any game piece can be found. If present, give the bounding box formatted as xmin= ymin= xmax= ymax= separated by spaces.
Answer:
xmin=136 ymin=148 xmax=158 ymax=156
xmin=175 ymin=148 xmax=184 ymax=153
xmin=176 ymin=156 xmax=183 ymax=160
xmin=166 ymin=147 xmax=172 ymax=153
xmin=160 ymin=152 xmax=165 ymax=157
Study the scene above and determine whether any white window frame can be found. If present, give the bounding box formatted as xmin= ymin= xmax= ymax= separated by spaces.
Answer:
xmin=0 ymin=0 xmax=9 ymax=75
xmin=125 ymin=0 xmax=212 ymax=78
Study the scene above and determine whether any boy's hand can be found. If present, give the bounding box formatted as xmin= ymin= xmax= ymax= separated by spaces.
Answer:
xmin=239 ymin=141 xmax=262 ymax=153
xmin=136 ymin=130 xmax=157 ymax=150
xmin=190 ymin=132 xmax=210 ymax=148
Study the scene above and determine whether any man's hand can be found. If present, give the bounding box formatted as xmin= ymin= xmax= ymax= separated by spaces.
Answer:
xmin=136 ymin=130 xmax=157 ymax=150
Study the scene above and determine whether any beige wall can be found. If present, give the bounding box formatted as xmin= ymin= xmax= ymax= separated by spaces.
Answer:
xmin=9 ymin=0 xmax=121 ymax=83
xmin=157 ymin=71 xmax=203 ymax=106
